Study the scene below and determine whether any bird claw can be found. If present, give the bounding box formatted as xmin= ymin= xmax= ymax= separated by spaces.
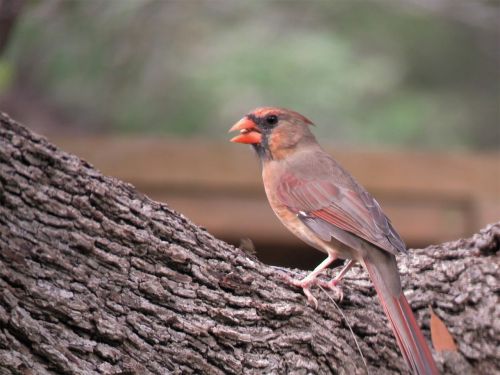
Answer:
xmin=318 ymin=279 xmax=344 ymax=302
xmin=293 ymin=279 xmax=319 ymax=308
xmin=280 ymin=274 xmax=344 ymax=308
xmin=277 ymin=273 xmax=318 ymax=308
xmin=302 ymin=287 xmax=318 ymax=309
xmin=277 ymin=269 xmax=344 ymax=307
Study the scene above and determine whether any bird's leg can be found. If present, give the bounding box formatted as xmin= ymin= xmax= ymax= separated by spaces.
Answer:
xmin=319 ymin=259 xmax=356 ymax=287
xmin=284 ymin=254 xmax=337 ymax=308
xmin=318 ymin=259 xmax=356 ymax=301
xmin=332 ymin=259 xmax=355 ymax=285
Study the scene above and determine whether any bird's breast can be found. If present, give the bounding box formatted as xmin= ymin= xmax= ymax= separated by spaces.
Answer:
xmin=262 ymin=174 xmax=351 ymax=259
xmin=262 ymin=163 xmax=358 ymax=260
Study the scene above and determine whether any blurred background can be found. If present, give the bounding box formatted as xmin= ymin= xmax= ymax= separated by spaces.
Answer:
xmin=1 ymin=0 xmax=499 ymax=268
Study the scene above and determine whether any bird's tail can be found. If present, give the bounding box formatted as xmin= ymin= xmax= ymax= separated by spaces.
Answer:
xmin=362 ymin=251 xmax=439 ymax=375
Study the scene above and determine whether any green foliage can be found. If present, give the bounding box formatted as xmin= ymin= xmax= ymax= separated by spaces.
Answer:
xmin=3 ymin=0 xmax=498 ymax=149
xmin=0 ymin=60 xmax=13 ymax=92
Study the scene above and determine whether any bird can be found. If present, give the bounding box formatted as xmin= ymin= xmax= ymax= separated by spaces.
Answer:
xmin=229 ymin=107 xmax=439 ymax=375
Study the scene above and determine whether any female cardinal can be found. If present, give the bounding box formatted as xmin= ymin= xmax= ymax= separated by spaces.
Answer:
xmin=229 ymin=107 xmax=439 ymax=375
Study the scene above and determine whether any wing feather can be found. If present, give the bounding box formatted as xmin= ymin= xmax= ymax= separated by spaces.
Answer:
xmin=277 ymin=171 xmax=406 ymax=255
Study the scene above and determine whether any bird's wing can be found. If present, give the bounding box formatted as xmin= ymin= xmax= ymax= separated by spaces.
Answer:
xmin=276 ymin=168 xmax=406 ymax=255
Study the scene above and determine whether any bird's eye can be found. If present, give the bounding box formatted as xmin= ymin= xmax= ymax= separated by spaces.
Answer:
xmin=265 ymin=114 xmax=278 ymax=126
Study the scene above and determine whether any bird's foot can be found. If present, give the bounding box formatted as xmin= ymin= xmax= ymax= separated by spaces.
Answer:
xmin=277 ymin=272 xmax=319 ymax=308
xmin=281 ymin=273 xmax=345 ymax=308
xmin=277 ymin=267 xmax=345 ymax=308
xmin=317 ymin=278 xmax=344 ymax=302
xmin=288 ymin=277 xmax=320 ymax=308
xmin=291 ymin=277 xmax=343 ymax=306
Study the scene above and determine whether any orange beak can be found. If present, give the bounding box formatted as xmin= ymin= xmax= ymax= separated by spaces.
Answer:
xmin=229 ymin=116 xmax=262 ymax=144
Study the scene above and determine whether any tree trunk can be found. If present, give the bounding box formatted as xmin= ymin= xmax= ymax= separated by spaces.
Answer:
xmin=0 ymin=0 xmax=24 ymax=56
xmin=0 ymin=112 xmax=498 ymax=375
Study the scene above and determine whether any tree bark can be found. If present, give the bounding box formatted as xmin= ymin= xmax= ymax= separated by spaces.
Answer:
xmin=0 ymin=112 xmax=498 ymax=375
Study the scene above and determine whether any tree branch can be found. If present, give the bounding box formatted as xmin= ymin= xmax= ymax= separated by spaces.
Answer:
xmin=0 ymin=112 xmax=498 ymax=374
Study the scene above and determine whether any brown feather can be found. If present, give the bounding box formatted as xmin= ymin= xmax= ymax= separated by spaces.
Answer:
xmin=271 ymin=147 xmax=406 ymax=255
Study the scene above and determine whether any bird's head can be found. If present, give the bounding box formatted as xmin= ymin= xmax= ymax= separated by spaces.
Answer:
xmin=229 ymin=107 xmax=316 ymax=161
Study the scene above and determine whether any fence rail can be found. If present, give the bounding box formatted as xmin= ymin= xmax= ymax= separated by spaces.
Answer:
xmin=52 ymin=137 xmax=500 ymax=267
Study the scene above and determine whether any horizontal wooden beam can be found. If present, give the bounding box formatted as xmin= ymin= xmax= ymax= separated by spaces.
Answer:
xmin=51 ymin=137 xmax=500 ymax=251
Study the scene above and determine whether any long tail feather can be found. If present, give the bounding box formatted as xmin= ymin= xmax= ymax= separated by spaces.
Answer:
xmin=363 ymin=253 xmax=439 ymax=375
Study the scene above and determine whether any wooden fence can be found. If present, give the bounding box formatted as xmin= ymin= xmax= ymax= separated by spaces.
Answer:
xmin=52 ymin=137 xmax=500 ymax=268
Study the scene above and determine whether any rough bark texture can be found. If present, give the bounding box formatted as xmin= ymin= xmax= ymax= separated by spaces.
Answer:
xmin=0 ymin=112 xmax=498 ymax=375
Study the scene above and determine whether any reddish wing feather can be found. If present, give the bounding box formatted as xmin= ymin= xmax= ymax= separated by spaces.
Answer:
xmin=277 ymin=173 xmax=406 ymax=254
